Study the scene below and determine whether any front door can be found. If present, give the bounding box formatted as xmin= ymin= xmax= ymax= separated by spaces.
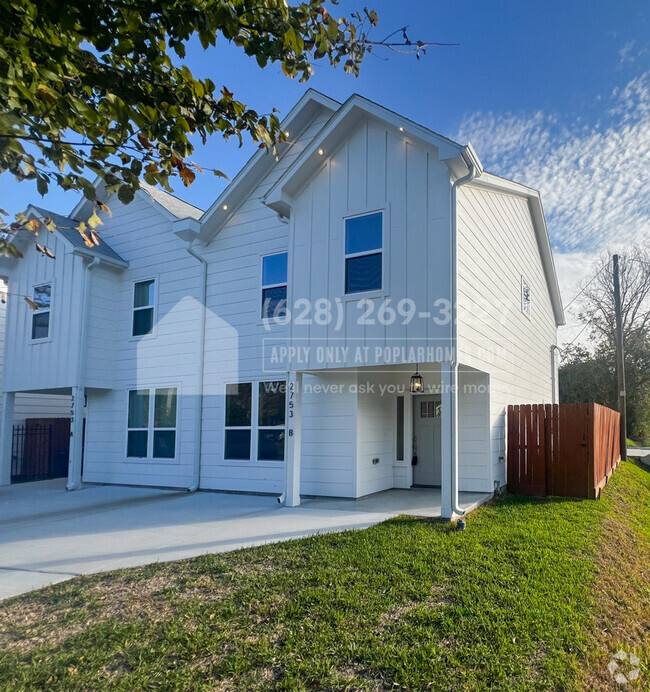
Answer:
xmin=413 ymin=398 xmax=442 ymax=486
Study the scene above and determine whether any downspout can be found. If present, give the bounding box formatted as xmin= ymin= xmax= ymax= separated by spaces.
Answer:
xmin=551 ymin=345 xmax=561 ymax=404
xmin=449 ymin=153 xmax=480 ymax=516
xmin=67 ymin=256 xmax=100 ymax=491
xmin=186 ymin=241 xmax=207 ymax=492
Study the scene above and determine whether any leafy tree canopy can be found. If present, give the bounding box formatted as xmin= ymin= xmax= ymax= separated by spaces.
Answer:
xmin=0 ymin=0 xmax=450 ymax=257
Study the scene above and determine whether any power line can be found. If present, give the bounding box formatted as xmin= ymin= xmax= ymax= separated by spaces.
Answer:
xmin=563 ymin=263 xmax=609 ymax=312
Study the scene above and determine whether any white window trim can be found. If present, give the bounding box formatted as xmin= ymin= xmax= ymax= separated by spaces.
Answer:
xmin=129 ymin=275 xmax=158 ymax=340
xmin=521 ymin=275 xmax=532 ymax=319
xmin=259 ymin=251 xmax=289 ymax=323
xmin=125 ymin=384 xmax=179 ymax=462
xmin=29 ymin=281 xmax=53 ymax=344
xmin=224 ymin=379 xmax=286 ymax=464
xmin=342 ymin=207 xmax=389 ymax=300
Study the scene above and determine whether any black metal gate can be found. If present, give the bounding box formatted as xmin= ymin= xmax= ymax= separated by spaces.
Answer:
xmin=11 ymin=420 xmax=70 ymax=483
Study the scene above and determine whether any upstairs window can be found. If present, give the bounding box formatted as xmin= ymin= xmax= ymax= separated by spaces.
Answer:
xmin=133 ymin=279 xmax=155 ymax=336
xmin=521 ymin=277 xmax=531 ymax=318
xmin=345 ymin=212 xmax=382 ymax=294
xmin=261 ymin=253 xmax=288 ymax=319
xmin=31 ymin=284 xmax=51 ymax=340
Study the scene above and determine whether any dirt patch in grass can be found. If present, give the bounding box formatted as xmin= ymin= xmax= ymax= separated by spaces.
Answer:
xmin=0 ymin=572 xmax=190 ymax=654
xmin=583 ymin=462 xmax=650 ymax=690
xmin=377 ymin=584 xmax=449 ymax=630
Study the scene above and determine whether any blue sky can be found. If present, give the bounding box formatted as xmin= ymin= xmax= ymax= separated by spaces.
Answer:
xmin=1 ymin=0 xmax=649 ymax=342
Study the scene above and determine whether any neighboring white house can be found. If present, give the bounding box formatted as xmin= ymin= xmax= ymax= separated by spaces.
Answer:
xmin=0 ymin=90 xmax=564 ymax=518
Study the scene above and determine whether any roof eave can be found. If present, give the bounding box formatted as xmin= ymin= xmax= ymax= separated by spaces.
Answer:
xmin=264 ymin=94 xmax=466 ymax=214
xmin=199 ymin=90 xmax=341 ymax=242
xmin=71 ymin=247 xmax=129 ymax=269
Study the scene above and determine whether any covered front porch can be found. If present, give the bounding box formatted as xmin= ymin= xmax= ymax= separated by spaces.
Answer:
xmin=302 ymin=486 xmax=492 ymax=518
xmin=283 ymin=362 xmax=493 ymax=519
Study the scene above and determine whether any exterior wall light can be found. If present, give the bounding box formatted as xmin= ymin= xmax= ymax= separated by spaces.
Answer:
xmin=410 ymin=364 xmax=424 ymax=393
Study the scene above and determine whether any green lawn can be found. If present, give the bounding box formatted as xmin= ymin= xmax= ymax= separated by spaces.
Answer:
xmin=1 ymin=462 xmax=649 ymax=691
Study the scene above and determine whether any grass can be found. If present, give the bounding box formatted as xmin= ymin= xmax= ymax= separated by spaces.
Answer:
xmin=1 ymin=462 xmax=649 ymax=691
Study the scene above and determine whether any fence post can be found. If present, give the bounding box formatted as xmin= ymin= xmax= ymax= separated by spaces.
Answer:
xmin=0 ymin=392 xmax=15 ymax=486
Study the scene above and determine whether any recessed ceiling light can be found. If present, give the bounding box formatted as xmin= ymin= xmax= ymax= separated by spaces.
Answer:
xmin=222 ymin=204 xmax=228 ymax=211
xmin=317 ymin=148 xmax=324 ymax=156
xmin=399 ymin=126 xmax=404 ymax=132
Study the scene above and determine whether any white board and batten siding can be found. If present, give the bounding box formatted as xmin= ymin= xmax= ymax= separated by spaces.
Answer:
xmin=82 ymin=195 xmax=204 ymax=489
xmin=0 ymin=289 xmax=71 ymax=422
xmin=456 ymin=184 xmax=559 ymax=488
xmin=288 ymin=117 xmax=453 ymax=372
xmin=2 ymin=234 xmax=86 ymax=393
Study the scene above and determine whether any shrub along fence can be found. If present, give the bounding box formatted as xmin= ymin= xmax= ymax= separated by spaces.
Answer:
xmin=507 ymin=403 xmax=621 ymax=498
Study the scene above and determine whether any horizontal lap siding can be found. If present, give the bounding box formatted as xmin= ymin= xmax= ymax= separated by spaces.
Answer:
xmin=199 ymin=112 xmax=333 ymax=493
xmin=457 ymin=185 xmax=558 ymax=489
xmin=300 ymin=372 xmax=357 ymax=497
xmin=83 ymin=196 xmax=203 ymax=488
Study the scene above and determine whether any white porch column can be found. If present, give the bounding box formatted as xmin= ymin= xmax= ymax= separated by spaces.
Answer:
xmin=284 ymin=371 xmax=302 ymax=507
xmin=0 ymin=391 xmax=15 ymax=486
xmin=404 ymin=392 xmax=414 ymax=487
xmin=440 ymin=362 xmax=460 ymax=520
xmin=67 ymin=385 xmax=84 ymax=491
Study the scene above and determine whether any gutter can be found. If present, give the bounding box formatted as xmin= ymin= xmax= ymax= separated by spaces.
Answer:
xmin=67 ymin=256 xmax=100 ymax=491
xmin=185 ymin=241 xmax=207 ymax=492
xmin=448 ymin=146 xmax=482 ymax=517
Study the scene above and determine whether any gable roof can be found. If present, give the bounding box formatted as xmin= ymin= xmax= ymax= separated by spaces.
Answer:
xmin=264 ymin=93 xmax=468 ymax=217
xmin=69 ymin=178 xmax=204 ymax=224
xmin=198 ymin=89 xmax=340 ymax=242
xmin=138 ymin=181 xmax=203 ymax=220
xmin=29 ymin=206 xmax=128 ymax=267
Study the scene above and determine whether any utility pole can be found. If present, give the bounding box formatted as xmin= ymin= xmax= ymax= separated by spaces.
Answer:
xmin=613 ymin=254 xmax=627 ymax=461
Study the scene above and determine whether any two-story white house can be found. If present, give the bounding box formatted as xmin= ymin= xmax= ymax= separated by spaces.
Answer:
xmin=0 ymin=90 xmax=564 ymax=518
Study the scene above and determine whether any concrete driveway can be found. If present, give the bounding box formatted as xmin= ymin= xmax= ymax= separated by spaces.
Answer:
xmin=0 ymin=480 xmax=490 ymax=600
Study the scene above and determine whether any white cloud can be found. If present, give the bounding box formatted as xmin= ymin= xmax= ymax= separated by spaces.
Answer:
xmin=455 ymin=70 xmax=650 ymax=255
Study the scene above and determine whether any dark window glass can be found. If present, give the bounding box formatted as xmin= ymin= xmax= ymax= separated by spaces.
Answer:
xmin=127 ymin=430 xmax=148 ymax=457
xmin=154 ymin=388 xmax=177 ymax=428
xmin=396 ymin=396 xmax=404 ymax=461
xmin=262 ymin=286 xmax=287 ymax=319
xmin=134 ymin=280 xmax=155 ymax=308
xmin=225 ymin=429 xmax=251 ymax=460
xmin=33 ymin=284 xmax=51 ymax=308
xmin=258 ymin=430 xmax=285 ymax=461
xmin=345 ymin=253 xmax=382 ymax=294
xmin=225 ymin=383 xmax=251 ymax=426
xmin=153 ymin=430 xmax=176 ymax=458
xmin=259 ymin=381 xmax=286 ymax=426
xmin=132 ymin=307 xmax=154 ymax=336
xmin=31 ymin=312 xmax=50 ymax=339
xmin=262 ymin=253 xmax=288 ymax=286
xmin=345 ymin=213 xmax=382 ymax=254
xmin=128 ymin=389 xmax=150 ymax=429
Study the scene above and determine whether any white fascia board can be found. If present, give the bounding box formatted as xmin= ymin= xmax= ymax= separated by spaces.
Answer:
xmin=264 ymin=94 xmax=466 ymax=214
xmin=71 ymin=247 xmax=129 ymax=269
xmin=199 ymin=90 xmax=341 ymax=242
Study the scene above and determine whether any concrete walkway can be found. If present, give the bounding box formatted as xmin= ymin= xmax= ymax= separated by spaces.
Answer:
xmin=628 ymin=447 xmax=650 ymax=465
xmin=0 ymin=480 xmax=490 ymax=600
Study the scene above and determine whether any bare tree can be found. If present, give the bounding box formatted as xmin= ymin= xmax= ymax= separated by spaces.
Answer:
xmin=580 ymin=246 xmax=650 ymax=349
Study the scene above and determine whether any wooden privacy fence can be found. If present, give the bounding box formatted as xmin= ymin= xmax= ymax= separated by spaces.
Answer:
xmin=507 ymin=403 xmax=621 ymax=498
